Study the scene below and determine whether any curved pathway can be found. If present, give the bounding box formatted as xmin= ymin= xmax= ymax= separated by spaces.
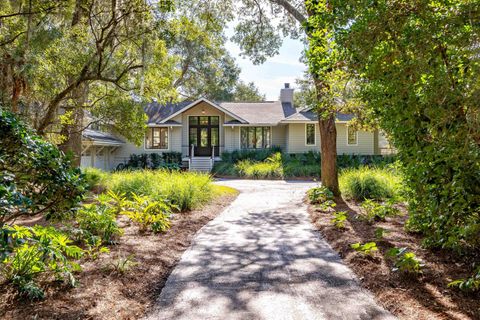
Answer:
xmin=145 ymin=180 xmax=395 ymax=320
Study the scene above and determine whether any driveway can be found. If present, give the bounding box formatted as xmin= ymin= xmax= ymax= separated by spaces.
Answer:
xmin=145 ymin=179 xmax=395 ymax=320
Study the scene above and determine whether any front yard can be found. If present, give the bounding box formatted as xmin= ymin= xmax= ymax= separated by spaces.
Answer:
xmin=0 ymin=169 xmax=238 ymax=320
xmin=306 ymin=167 xmax=479 ymax=320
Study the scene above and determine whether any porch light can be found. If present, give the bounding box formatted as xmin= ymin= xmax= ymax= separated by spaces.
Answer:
xmin=201 ymin=108 xmax=206 ymax=114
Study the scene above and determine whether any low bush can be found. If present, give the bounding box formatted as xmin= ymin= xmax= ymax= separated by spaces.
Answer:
xmin=122 ymin=193 xmax=172 ymax=233
xmin=116 ymin=152 xmax=182 ymax=171
xmin=0 ymin=225 xmax=83 ymax=299
xmin=235 ymin=153 xmax=283 ymax=179
xmin=331 ymin=211 xmax=347 ymax=229
xmin=73 ymin=202 xmax=123 ymax=245
xmin=82 ymin=167 xmax=108 ymax=192
xmin=448 ymin=267 xmax=480 ymax=292
xmin=106 ymin=170 xmax=214 ymax=211
xmin=351 ymin=242 xmax=378 ymax=256
xmin=308 ymin=186 xmax=334 ymax=204
xmin=360 ymin=199 xmax=401 ymax=223
xmin=387 ymin=247 xmax=424 ymax=274
xmin=339 ymin=166 xmax=403 ymax=201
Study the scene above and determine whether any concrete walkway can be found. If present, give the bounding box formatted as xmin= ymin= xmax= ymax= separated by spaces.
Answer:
xmin=145 ymin=180 xmax=395 ymax=320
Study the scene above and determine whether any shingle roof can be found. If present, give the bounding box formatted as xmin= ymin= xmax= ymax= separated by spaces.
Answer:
xmin=82 ymin=129 xmax=124 ymax=145
xmin=143 ymin=99 xmax=354 ymax=125
xmin=144 ymin=101 xmax=192 ymax=124
xmin=218 ymin=101 xmax=296 ymax=124
xmin=282 ymin=109 xmax=354 ymax=122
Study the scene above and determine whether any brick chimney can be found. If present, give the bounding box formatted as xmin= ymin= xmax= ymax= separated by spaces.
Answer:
xmin=280 ymin=83 xmax=294 ymax=106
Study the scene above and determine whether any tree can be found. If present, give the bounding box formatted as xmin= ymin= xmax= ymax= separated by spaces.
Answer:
xmin=314 ymin=0 xmax=480 ymax=250
xmin=230 ymin=81 xmax=265 ymax=102
xmin=226 ymin=0 xmax=341 ymax=194
xmin=0 ymin=0 xmax=177 ymax=164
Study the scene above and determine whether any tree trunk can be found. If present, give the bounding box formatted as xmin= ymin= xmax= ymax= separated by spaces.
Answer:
xmin=313 ymin=77 xmax=340 ymax=195
xmin=318 ymin=115 xmax=339 ymax=195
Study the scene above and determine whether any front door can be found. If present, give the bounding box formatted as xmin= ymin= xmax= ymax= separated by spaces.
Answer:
xmin=189 ymin=116 xmax=220 ymax=157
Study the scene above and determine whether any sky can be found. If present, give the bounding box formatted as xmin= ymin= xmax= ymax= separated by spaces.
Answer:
xmin=225 ymin=30 xmax=308 ymax=101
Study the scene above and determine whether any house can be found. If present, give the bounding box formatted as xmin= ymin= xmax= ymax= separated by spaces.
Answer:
xmin=81 ymin=84 xmax=384 ymax=171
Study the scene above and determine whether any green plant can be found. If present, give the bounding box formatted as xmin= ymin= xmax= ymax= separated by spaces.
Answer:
xmin=308 ymin=186 xmax=334 ymax=204
xmin=0 ymin=225 xmax=83 ymax=298
xmin=374 ymin=227 xmax=390 ymax=240
xmin=107 ymin=255 xmax=138 ymax=275
xmin=448 ymin=267 xmax=480 ymax=292
xmin=331 ymin=211 xmax=347 ymax=229
xmin=351 ymin=242 xmax=378 ymax=256
xmin=106 ymin=170 xmax=214 ymax=211
xmin=339 ymin=167 xmax=403 ymax=201
xmin=360 ymin=199 xmax=401 ymax=223
xmin=82 ymin=167 xmax=108 ymax=192
xmin=74 ymin=203 xmax=123 ymax=245
xmin=122 ymin=193 xmax=172 ymax=233
xmin=0 ymin=109 xmax=86 ymax=226
xmin=387 ymin=247 xmax=424 ymax=274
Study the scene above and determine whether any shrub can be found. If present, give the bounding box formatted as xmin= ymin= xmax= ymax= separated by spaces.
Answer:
xmin=122 ymin=193 xmax=172 ymax=233
xmin=235 ymin=153 xmax=284 ymax=179
xmin=360 ymin=199 xmax=401 ymax=223
xmin=106 ymin=170 xmax=213 ymax=211
xmin=331 ymin=211 xmax=347 ymax=229
xmin=387 ymin=247 xmax=424 ymax=274
xmin=0 ymin=109 xmax=86 ymax=225
xmin=308 ymin=186 xmax=334 ymax=204
xmin=73 ymin=202 xmax=123 ymax=245
xmin=0 ymin=225 xmax=83 ymax=299
xmin=339 ymin=166 xmax=403 ymax=201
xmin=351 ymin=242 xmax=378 ymax=256
xmin=448 ymin=267 xmax=480 ymax=292
xmin=82 ymin=167 xmax=108 ymax=191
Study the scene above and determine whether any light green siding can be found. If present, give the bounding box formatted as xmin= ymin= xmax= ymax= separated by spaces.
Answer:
xmin=286 ymin=123 xmax=321 ymax=154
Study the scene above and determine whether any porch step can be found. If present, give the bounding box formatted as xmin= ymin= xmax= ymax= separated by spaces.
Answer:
xmin=189 ymin=157 xmax=214 ymax=173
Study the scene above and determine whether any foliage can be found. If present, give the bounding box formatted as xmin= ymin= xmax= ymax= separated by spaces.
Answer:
xmin=317 ymin=0 xmax=480 ymax=251
xmin=448 ymin=267 xmax=480 ymax=292
xmin=0 ymin=225 xmax=83 ymax=299
xmin=117 ymin=153 xmax=182 ymax=171
xmin=387 ymin=247 xmax=424 ymax=274
xmin=0 ymin=109 xmax=86 ymax=225
xmin=122 ymin=193 xmax=172 ymax=233
xmin=215 ymin=150 xmax=397 ymax=179
xmin=235 ymin=153 xmax=284 ymax=179
xmin=107 ymin=255 xmax=138 ymax=276
xmin=374 ymin=227 xmax=390 ymax=240
xmin=308 ymin=186 xmax=334 ymax=204
xmin=82 ymin=167 xmax=109 ymax=192
xmin=331 ymin=211 xmax=347 ymax=229
xmin=351 ymin=242 xmax=378 ymax=256
xmin=229 ymin=81 xmax=266 ymax=102
xmin=339 ymin=167 xmax=403 ymax=201
xmin=105 ymin=170 xmax=214 ymax=211
xmin=73 ymin=202 xmax=123 ymax=246
xmin=360 ymin=199 xmax=401 ymax=224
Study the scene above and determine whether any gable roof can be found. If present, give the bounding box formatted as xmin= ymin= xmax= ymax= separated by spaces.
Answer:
xmin=282 ymin=109 xmax=354 ymax=123
xmin=143 ymin=99 xmax=354 ymax=125
xmin=219 ymin=101 xmax=296 ymax=125
xmin=158 ymin=98 xmax=247 ymax=124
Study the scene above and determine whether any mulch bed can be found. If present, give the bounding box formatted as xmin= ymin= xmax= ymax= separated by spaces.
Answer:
xmin=0 ymin=192 xmax=238 ymax=320
xmin=307 ymin=197 xmax=480 ymax=320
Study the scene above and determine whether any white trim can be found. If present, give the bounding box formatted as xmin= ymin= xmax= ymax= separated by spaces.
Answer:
xmin=161 ymin=98 xmax=247 ymax=124
xmin=305 ymin=123 xmax=316 ymax=146
xmin=224 ymin=123 xmax=278 ymax=127
xmin=238 ymin=125 xmax=273 ymax=150
xmin=281 ymin=120 xmax=350 ymax=124
xmin=346 ymin=125 xmax=358 ymax=146
xmin=144 ymin=126 xmax=170 ymax=151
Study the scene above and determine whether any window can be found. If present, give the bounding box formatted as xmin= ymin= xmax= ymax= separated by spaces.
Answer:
xmin=145 ymin=127 xmax=168 ymax=149
xmin=347 ymin=126 xmax=358 ymax=145
xmin=306 ymin=124 xmax=316 ymax=145
xmin=240 ymin=127 xmax=271 ymax=149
